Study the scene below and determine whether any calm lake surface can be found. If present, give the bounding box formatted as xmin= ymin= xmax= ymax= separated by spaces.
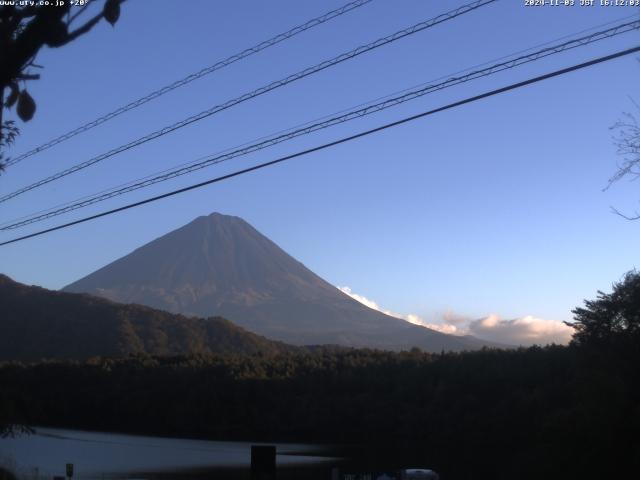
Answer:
xmin=0 ymin=427 xmax=339 ymax=479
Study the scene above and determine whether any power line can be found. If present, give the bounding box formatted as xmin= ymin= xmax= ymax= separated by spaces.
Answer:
xmin=0 ymin=0 xmax=497 ymax=205
xmin=1 ymin=44 xmax=638 ymax=247
xmin=2 ymin=18 xmax=638 ymax=231
xmin=11 ymin=11 xmax=632 ymax=229
xmin=5 ymin=0 xmax=376 ymax=167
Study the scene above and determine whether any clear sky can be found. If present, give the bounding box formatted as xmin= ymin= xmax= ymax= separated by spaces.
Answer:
xmin=1 ymin=0 xmax=639 ymax=344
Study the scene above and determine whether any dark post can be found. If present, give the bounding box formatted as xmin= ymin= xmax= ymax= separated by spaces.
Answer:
xmin=251 ymin=445 xmax=276 ymax=480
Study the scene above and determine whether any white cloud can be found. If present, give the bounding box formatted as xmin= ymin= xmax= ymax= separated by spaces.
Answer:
xmin=467 ymin=314 xmax=574 ymax=346
xmin=442 ymin=309 xmax=469 ymax=326
xmin=405 ymin=313 xmax=461 ymax=335
xmin=338 ymin=287 xmax=383 ymax=312
xmin=422 ymin=321 xmax=461 ymax=335
xmin=339 ymin=286 xmax=430 ymax=327
xmin=337 ymin=286 xmax=574 ymax=346
xmin=339 ymin=286 xmax=464 ymax=334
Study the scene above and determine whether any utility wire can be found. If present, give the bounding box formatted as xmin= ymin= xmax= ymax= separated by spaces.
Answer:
xmin=10 ymin=9 xmax=632 ymax=230
xmin=1 ymin=44 xmax=638 ymax=247
xmin=0 ymin=0 xmax=497 ymax=205
xmin=5 ymin=0 xmax=375 ymax=167
xmin=2 ymin=19 xmax=638 ymax=231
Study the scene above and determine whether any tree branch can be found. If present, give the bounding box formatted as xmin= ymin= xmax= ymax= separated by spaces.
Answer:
xmin=64 ymin=0 xmax=126 ymax=44
xmin=15 ymin=73 xmax=40 ymax=80
xmin=68 ymin=3 xmax=92 ymax=26
xmin=63 ymin=10 xmax=104 ymax=44
xmin=611 ymin=206 xmax=640 ymax=221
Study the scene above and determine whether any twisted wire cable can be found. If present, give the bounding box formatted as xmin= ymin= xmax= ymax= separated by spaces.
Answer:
xmin=5 ymin=0 xmax=375 ymax=167
xmin=2 ymin=44 xmax=639 ymax=247
xmin=2 ymin=18 xmax=638 ymax=231
xmin=0 ymin=0 xmax=497 ymax=204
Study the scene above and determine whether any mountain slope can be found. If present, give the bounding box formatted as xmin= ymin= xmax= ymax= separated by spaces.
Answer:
xmin=64 ymin=212 xmax=500 ymax=351
xmin=0 ymin=274 xmax=293 ymax=361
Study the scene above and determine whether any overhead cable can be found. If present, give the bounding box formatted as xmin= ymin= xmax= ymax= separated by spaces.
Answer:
xmin=5 ymin=0 xmax=376 ymax=167
xmin=0 ymin=0 xmax=497 ymax=204
xmin=1 ymin=44 xmax=638 ymax=247
xmin=2 ymin=19 xmax=638 ymax=231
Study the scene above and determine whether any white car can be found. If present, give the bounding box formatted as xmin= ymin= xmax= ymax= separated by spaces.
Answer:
xmin=400 ymin=468 xmax=440 ymax=480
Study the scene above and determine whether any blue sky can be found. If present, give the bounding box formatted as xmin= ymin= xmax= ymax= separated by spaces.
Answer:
xmin=1 ymin=0 xmax=639 ymax=343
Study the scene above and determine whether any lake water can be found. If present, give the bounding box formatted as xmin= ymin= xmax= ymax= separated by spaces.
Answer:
xmin=0 ymin=427 xmax=339 ymax=479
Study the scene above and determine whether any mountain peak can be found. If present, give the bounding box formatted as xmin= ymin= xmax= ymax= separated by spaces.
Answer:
xmin=64 ymin=214 xmax=500 ymax=351
xmin=188 ymin=211 xmax=247 ymax=230
xmin=197 ymin=211 xmax=244 ymax=223
xmin=207 ymin=211 xmax=237 ymax=219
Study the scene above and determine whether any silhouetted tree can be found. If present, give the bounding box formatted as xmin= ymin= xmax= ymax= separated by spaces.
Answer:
xmin=0 ymin=467 xmax=17 ymax=480
xmin=608 ymin=99 xmax=640 ymax=219
xmin=570 ymin=270 xmax=640 ymax=346
xmin=0 ymin=0 xmax=125 ymax=171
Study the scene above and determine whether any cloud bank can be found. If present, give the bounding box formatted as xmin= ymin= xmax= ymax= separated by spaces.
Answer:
xmin=338 ymin=286 xmax=448 ymax=332
xmin=338 ymin=286 xmax=574 ymax=346
xmin=467 ymin=314 xmax=574 ymax=346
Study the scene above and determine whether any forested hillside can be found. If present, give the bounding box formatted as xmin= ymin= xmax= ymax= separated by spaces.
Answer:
xmin=0 ymin=274 xmax=294 ymax=360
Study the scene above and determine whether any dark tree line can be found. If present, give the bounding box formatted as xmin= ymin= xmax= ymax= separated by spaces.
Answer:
xmin=1 ymin=343 xmax=638 ymax=479
xmin=2 ymin=272 xmax=640 ymax=479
